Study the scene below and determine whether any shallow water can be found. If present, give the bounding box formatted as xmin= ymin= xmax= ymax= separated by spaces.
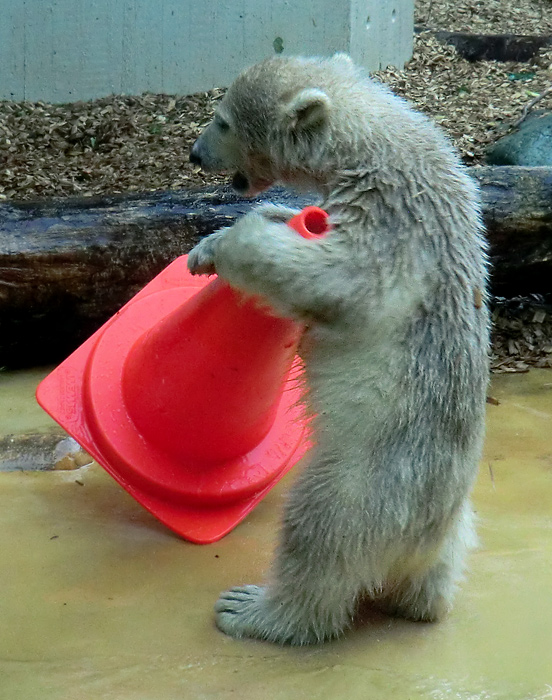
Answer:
xmin=0 ymin=368 xmax=551 ymax=700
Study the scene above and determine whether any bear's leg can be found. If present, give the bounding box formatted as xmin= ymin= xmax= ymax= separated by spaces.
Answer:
xmin=214 ymin=578 xmax=357 ymax=645
xmin=214 ymin=483 xmax=365 ymax=644
xmin=214 ymin=561 xmax=360 ymax=645
xmin=381 ymin=500 xmax=477 ymax=622
xmin=382 ymin=556 xmax=455 ymax=622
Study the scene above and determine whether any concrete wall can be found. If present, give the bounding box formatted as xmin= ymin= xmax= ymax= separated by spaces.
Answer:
xmin=0 ymin=0 xmax=414 ymax=103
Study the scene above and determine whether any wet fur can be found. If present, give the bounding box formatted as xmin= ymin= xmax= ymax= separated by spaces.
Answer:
xmin=188 ymin=54 xmax=490 ymax=645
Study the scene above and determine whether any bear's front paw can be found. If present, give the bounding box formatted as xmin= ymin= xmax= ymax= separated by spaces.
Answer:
xmin=187 ymin=230 xmax=226 ymax=276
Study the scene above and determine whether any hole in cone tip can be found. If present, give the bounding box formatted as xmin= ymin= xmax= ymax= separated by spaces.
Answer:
xmin=303 ymin=208 xmax=328 ymax=236
xmin=288 ymin=207 xmax=330 ymax=239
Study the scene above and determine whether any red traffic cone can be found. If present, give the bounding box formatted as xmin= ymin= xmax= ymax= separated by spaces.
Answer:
xmin=36 ymin=207 xmax=330 ymax=543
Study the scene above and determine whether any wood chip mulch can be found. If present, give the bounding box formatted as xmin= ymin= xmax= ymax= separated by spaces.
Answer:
xmin=491 ymin=296 xmax=552 ymax=372
xmin=0 ymin=90 xmax=225 ymax=200
xmin=2 ymin=2 xmax=552 ymax=201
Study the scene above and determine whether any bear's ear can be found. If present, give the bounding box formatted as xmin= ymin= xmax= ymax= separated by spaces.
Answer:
xmin=282 ymin=88 xmax=331 ymax=132
xmin=330 ymin=52 xmax=353 ymax=68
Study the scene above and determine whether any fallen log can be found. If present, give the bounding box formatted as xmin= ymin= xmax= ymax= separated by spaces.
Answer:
xmin=415 ymin=28 xmax=552 ymax=62
xmin=1 ymin=166 xmax=551 ymax=369
xmin=476 ymin=166 xmax=552 ymax=294
xmin=0 ymin=187 xmax=309 ymax=368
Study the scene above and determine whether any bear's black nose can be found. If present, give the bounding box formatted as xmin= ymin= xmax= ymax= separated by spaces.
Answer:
xmin=232 ymin=172 xmax=249 ymax=193
xmin=189 ymin=147 xmax=202 ymax=166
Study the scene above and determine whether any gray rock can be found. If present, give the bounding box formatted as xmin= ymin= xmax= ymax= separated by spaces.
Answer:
xmin=487 ymin=111 xmax=552 ymax=166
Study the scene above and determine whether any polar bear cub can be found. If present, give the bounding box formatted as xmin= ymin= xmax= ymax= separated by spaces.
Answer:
xmin=188 ymin=54 xmax=489 ymax=645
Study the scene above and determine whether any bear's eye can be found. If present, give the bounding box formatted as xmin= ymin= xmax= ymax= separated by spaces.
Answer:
xmin=215 ymin=116 xmax=230 ymax=132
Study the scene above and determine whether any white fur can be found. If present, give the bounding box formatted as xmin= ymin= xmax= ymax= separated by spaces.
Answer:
xmin=188 ymin=55 xmax=490 ymax=645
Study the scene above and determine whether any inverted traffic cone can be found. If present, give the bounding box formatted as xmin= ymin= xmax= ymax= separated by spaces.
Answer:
xmin=36 ymin=207 xmax=330 ymax=543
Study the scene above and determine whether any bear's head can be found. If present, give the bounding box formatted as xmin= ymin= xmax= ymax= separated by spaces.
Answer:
xmin=190 ymin=54 xmax=361 ymax=196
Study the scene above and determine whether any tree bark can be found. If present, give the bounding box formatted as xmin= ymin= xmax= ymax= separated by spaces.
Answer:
xmin=1 ymin=167 xmax=551 ymax=368
xmin=475 ymin=166 xmax=552 ymax=295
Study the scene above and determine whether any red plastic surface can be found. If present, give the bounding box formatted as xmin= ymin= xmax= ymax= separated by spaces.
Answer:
xmin=36 ymin=208 xmax=327 ymax=543
xmin=288 ymin=206 xmax=330 ymax=239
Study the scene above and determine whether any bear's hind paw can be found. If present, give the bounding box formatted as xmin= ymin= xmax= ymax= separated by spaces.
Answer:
xmin=214 ymin=585 xmax=267 ymax=640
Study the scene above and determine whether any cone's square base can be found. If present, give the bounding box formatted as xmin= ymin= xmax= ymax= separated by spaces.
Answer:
xmin=36 ymin=256 xmax=310 ymax=543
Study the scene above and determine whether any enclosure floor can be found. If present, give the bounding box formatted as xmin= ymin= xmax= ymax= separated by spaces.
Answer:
xmin=0 ymin=368 xmax=551 ymax=700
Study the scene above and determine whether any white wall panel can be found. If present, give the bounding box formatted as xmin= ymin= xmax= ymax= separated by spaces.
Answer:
xmin=0 ymin=0 xmax=414 ymax=103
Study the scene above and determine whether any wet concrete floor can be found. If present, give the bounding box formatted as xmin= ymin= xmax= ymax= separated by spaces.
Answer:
xmin=0 ymin=368 xmax=551 ymax=699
